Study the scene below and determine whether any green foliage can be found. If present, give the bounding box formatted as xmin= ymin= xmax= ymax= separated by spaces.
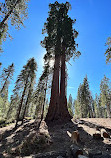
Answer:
xmin=105 ymin=37 xmax=111 ymax=63
xmin=0 ymin=0 xmax=30 ymax=52
xmin=100 ymin=75 xmax=111 ymax=117
xmin=0 ymin=63 xmax=14 ymax=95
xmin=44 ymin=99 xmax=49 ymax=118
xmin=7 ymin=58 xmax=37 ymax=123
xmin=34 ymin=68 xmax=48 ymax=120
xmin=67 ymin=94 xmax=73 ymax=116
xmin=74 ymin=100 xmax=81 ymax=118
xmin=0 ymin=63 xmax=14 ymax=119
xmin=74 ymin=76 xmax=93 ymax=118
xmin=42 ymin=1 xmax=80 ymax=68
xmin=100 ymin=75 xmax=110 ymax=105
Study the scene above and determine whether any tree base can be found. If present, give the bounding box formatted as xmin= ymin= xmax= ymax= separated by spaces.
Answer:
xmin=45 ymin=114 xmax=72 ymax=126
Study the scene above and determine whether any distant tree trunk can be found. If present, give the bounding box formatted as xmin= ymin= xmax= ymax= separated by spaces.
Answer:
xmin=106 ymin=102 xmax=111 ymax=118
xmin=37 ymin=79 xmax=48 ymax=129
xmin=21 ymin=87 xmax=31 ymax=124
xmin=59 ymin=51 xmax=72 ymax=121
xmin=6 ymin=103 xmax=13 ymax=119
xmin=0 ymin=72 xmax=10 ymax=94
xmin=41 ymin=78 xmax=48 ymax=121
xmin=15 ymin=77 xmax=28 ymax=128
xmin=45 ymin=54 xmax=60 ymax=123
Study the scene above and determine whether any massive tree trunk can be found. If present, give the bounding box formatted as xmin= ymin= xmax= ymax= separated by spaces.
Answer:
xmin=45 ymin=47 xmax=72 ymax=124
xmin=45 ymin=54 xmax=60 ymax=123
xmin=59 ymin=51 xmax=72 ymax=121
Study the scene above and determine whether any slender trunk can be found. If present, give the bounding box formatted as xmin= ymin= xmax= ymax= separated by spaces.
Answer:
xmin=1 ymin=79 xmax=7 ymax=94
xmin=59 ymin=51 xmax=72 ymax=121
xmin=45 ymin=54 xmax=60 ymax=122
xmin=15 ymin=76 xmax=29 ymax=128
xmin=35 ymin=102 xmax=41 ymax=119
xmin=6 ymin=103 xmax=13 ymax=119
xmin=41 ymin=78 xmax=48 ymax=120
xmin=38 ymin=78 xmax=48 ymax=129
xmin=0 ymin=0 xmax=20 ymax=28
xmin=106 ymin=102 xmax=111 ymax=118
xmin=21 ymin=87 xmax=31 ymax=124
xmin=0 ymin=71 xmax=10 ymax=94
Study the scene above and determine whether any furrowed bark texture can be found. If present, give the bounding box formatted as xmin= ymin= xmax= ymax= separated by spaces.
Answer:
xmin=45 ymin=54 xmax=60 ymax=122
xmin=59 ymin=52 xmax=72 ymax=121
xmin=45 ymin=49 xmax=72 ymax=124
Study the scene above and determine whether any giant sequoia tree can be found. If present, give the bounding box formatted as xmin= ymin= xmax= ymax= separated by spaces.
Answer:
xmin=42 ymin=1 xmax=80 ymax=123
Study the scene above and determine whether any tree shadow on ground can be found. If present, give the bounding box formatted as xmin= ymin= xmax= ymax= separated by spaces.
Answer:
xmin=0 ymin=119 xmax=111 ymax=158
xmin=45 ymin=119 xmax=111 ymax=157
xmin=0 ymin=120 xmax=38 ymax=157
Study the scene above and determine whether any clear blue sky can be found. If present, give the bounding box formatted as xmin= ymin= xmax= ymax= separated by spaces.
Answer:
xmin=1 ymin=0 xmax=111 ymax=101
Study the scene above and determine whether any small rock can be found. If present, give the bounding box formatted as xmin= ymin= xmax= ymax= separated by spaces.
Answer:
xmin=78 ymin=155 xmax=89 ymax=158
xmin=93 ymin=133 xmax=103 ymax=140
xmin=33 ymin=150 xmax=67 ymax=158
xmin=88 ymin=150 xmax=102 ymax=158
xmin=70 ymin=144 xmax=83 ymax=158
xmin=93 ymin=154 xmax=111 ymax=158
xmin=77 ymin=127 xmax=83 ymax=131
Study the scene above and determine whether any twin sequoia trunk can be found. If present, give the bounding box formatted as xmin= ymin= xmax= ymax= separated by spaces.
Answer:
xmin=45 ymin=52 xmax=72 ymax=123
xmin=59 ymin=53 xmax=72 ymax=121
xmin=45 ymin=54 xmax=60 ymax=122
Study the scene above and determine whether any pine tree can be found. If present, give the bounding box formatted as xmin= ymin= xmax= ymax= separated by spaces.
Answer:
xmin=6 ymin=91 xmax=20 ymax=121
xmin=0 ymin=0 xmax=30 ymax=51
xmin=82 ymin=76 xmax=93 ymax=117
xmin=34 ymin=61 xmax=49 ymax=128
xmin=105 ymin=37 xmax=111 ymax=63
xmin=67 ymin=94 xmax=73 ymax=116
xmin=0 ymin=63 xmax=14 ymax=118
xmin=42 ymin=1 xmax=80 ymax=124
xmin=100 ymin=75 xmax=111 ymax=118
xmin=13 ymin=58 xmax=37 ymax=127
xmin=0 ymin=63 xmax=14 ymax=95
xmin=73 ymin=99 xmax=81 ymax=118
xmin=75 ymin=76 xmax=93 ymax=118
xmin=44 ymin=98 xmax=49 ymax=118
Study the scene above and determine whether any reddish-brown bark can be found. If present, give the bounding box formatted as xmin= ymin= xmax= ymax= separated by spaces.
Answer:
xmin=45 ymin=54 xmax=60 ymax=122
xmin=45 ymin=48 xmax=72 ymax=124
xmin=59 ymin=52 xmax=72 ymax=121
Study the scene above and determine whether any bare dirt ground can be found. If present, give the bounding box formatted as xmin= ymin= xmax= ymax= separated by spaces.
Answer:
xmin=0 ymin=118 xmax=111 ymax=158
xmin=80 ymin=118 xmax=111 ymax=129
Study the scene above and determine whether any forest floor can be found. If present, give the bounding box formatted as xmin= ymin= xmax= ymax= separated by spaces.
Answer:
xmin=0 ymin=118 xmax=111 ymax=158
